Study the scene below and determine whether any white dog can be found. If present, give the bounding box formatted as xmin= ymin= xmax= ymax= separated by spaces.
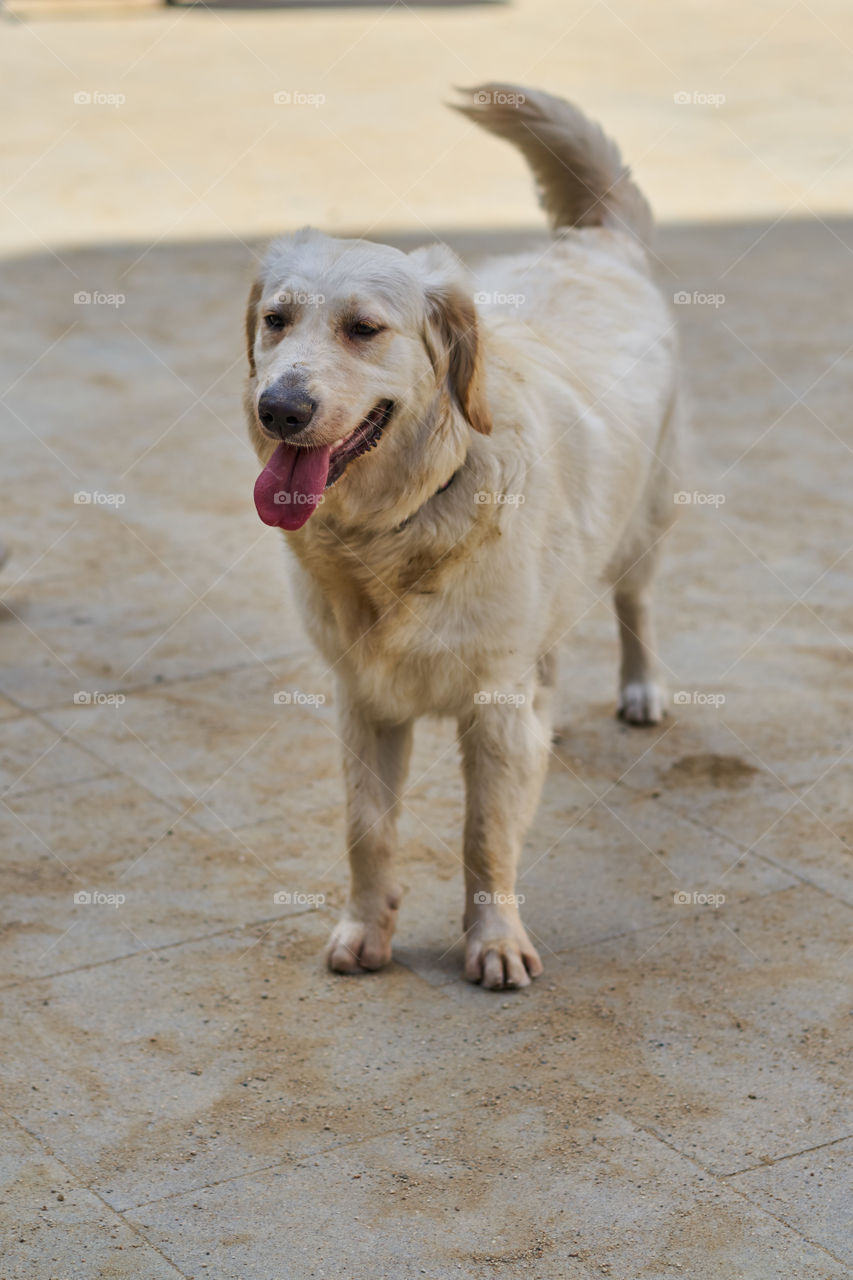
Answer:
xmin=244 ymin=84 xmax=681 ymax=989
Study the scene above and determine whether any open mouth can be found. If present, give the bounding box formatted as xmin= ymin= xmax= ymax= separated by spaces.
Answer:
xmin=325 ymin=399 xmax=395 ymax=489
xmin=253 ymin=399 xmax=395 ymax=532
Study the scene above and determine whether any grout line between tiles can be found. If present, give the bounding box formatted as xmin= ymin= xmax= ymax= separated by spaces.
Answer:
xmin=722 ymin=1131 xmax=853 ymax=1177
xmin=632 ymin=1121 xmax=853 ymax=1270
xmin=0 ymin=1109 xmax=192 ymax=1279
xmin=617 ymin=777 xmax=853 ymax=911
xmin=0 ymin=907 xmax=337 ymax=990
xmin=115 ymin=1102 xmax=473 ymax=1216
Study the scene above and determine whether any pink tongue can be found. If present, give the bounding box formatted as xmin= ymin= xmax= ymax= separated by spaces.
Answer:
xmin=253 ymin=442 xmax=332 ymax=530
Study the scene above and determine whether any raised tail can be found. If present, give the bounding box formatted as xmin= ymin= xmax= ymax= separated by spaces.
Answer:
xmin=452 ymin=84 xmax=652 ymax=244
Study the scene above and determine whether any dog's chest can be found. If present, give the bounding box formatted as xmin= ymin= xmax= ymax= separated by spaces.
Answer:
xmin=298 ymin=537 xmax=499 ymax=718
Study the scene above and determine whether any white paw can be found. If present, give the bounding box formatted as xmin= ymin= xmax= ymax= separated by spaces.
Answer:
xmin=326 ymin=919 xmax=393 ymax=973
xmin=618 ymin=680 xmax=665 ymax=726
xmin=326 ymin=895 xmax=399 ymax=974
xmin=464 ymin=907 xmax=543 ymax=990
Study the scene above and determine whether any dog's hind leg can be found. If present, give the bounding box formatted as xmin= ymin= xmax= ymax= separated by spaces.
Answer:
xmin=614 ymin=561 xmax=666 ymax=726
xmin=609 ymin=394 xmax=681 ymax=726
xmin=326 ymin=692 xmax=413 ymax=975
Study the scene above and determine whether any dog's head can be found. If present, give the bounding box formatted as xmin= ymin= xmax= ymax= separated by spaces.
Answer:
xmin=244 ymin=230 xmax=491 ymax=531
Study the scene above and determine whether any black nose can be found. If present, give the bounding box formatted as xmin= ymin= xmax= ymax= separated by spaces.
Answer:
xmin=257 ymin=386 xmax=317 ymax=439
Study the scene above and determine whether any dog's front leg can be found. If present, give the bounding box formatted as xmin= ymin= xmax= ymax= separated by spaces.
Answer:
xmin=458 ymin=689 xmax=549 ymax=989
xmin=326 ymin=691 xmax=413 ymax=975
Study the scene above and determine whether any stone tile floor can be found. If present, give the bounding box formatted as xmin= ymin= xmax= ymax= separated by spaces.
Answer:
xmin=1 ymin=3 xmax=852 ymax=1277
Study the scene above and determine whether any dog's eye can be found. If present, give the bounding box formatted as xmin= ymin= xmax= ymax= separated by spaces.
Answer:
xmin=264 ymin=313 xmax=285 ymax=331
xmin=350 ymin=320 xmax=384 ymax=338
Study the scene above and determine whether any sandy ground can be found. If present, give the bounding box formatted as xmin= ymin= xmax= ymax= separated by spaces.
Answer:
xmin=1 ymin=2 xmax=852 ymax=1278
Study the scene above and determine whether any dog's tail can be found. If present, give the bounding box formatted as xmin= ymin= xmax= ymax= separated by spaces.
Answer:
xmin=452 ymin=84 xmax=652 ymax=244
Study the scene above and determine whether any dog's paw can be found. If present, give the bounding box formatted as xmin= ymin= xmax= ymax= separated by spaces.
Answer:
xmin=464 ymin=916 xmax=543 ymax=990
xmin=618 ymin=680 xmax=666 ymax=726
xmin=326 ymin=916 xmax=394 ymax=975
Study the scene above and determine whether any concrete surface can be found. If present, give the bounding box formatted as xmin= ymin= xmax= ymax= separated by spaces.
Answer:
xmin=1 ymin=2 xmax=852 ymax=1278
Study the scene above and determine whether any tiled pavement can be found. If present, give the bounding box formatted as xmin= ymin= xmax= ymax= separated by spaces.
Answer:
xmin=1 ymin=3 xmax=852 ymax=1276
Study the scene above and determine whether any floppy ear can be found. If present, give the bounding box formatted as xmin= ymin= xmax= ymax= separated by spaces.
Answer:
xmin=413 ymin=245 xmax=492 ymax=435
xmin=244 ymin=277 xmax=263 ymax=377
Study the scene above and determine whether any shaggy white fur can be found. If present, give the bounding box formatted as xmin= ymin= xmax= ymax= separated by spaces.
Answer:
xmin=244 ymin=84 xmax=682 ymax=989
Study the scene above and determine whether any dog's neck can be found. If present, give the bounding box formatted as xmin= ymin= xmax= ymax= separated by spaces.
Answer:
xmin=392 ymin=465 xmax=459 ymax=533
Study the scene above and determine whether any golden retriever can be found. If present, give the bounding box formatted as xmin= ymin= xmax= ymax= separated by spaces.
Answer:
xmin=243 ymin=84 xmax=681 ymax=989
